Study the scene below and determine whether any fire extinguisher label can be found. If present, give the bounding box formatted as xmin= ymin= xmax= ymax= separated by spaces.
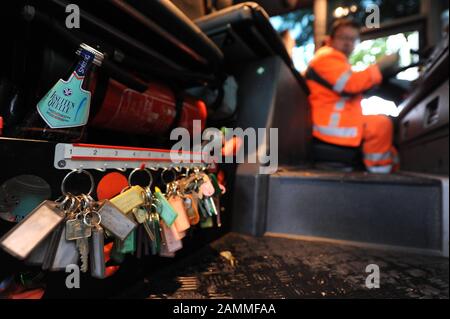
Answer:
xmin=37 ymin=73 xmax=91 ymax=128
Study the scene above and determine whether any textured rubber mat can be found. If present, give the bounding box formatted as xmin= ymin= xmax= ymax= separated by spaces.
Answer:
xmin=123 ymin=233 xmax=448 ymax=299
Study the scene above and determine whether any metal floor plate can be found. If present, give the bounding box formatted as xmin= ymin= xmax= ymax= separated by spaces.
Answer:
xmin=133 ymin=233 xmax=449 ymax=299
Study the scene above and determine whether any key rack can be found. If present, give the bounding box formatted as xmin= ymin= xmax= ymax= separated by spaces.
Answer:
xmin=54 ymin=143 xmax=215 ymax=171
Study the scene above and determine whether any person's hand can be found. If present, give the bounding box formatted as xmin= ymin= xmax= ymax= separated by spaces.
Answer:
xmin=377 ymin=53 xmax=400 ymax=75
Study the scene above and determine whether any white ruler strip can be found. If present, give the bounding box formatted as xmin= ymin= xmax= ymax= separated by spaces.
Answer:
xmin=54 ymin=144 xmax=212 ymax=170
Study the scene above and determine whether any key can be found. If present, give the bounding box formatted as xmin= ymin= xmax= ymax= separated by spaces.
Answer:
xmin=98 ymin=200 xmax=137 ymax=241
xmin=90 ymin=225 xmax=106 ymax=279
xmin=149 ymin=213 xmax=161 ymax=255
xmin=76 ymin=236 xmax=89 ymax=273
xmin=66 ymin=215 xmax=92 ymax=241
xmin=207 ymin=197 xmax=218 ymax=216
xmin=142 ymin=221 xmax=156 ymax=242
xmin=0 ymin=201 xmax=65 ymax=260
xmin=66 ymin=214 xmax=91 ymax=273
xmin=110 ymin=185 xmax=145 ymax=214
xmin=202 ymin=197 xmax=214 ymax=217
xmin=132 ymin=207 xmax=147 ymax=224
xmin=197 ymin=198 xmax=210 ymax=218
xmin=133 ymin=207 xmax=155 ymax=241
xmin=213 ymin=196 xmax=222 ymax=228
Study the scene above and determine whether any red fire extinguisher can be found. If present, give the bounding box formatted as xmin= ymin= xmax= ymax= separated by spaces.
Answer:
xmin=90 ymin=78 xmax=207 ymax=136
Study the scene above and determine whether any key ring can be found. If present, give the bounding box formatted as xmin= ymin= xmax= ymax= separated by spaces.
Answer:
xmin=128 ymin=167 xmax=153 ymax=188
xmin=55 ymin=193 xmax=72 ymax=208
xmin=150 ymin=202 xmax=159 ymax=213
xmin=83 ymin=210 xmax=102 ymax=227
xmin=57 ymin=194 xmax=78 ymax=213
xmin=61 ymin=169 xmax=95 ymax=197
xmin=80 ymin=193 xmax=95 ymax=213
xmin=181 ymin=167 xmax=190 ymax=178
xmin=160 ymin=167 xmax=177 ymax=186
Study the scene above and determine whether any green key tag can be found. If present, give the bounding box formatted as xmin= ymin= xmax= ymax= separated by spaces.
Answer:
xmin=200 ymin=217 xmax=214 ymax=229
xmin=37 ymin=49 xmax=95 ymax=128
xmin=208 ymin=174 xmax=222 ymax=196
xmin=154 ymin=187 xmax=178 ymax=227
xmin=149 ymin=217 xmax=161 ymax=255
xmin=111 ymin=240 xmax=126 ymax=263
xmin=116 ymin=230 xmax=136 ymax=254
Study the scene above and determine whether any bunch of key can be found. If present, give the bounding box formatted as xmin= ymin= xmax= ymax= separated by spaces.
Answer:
xmin=106 ymin=167 xmax=226 ymax=260
xmin=0 ymin=167 xmax=226 ymax=278
xmin=0 ymin=170 xmax=115 ymax=279
xmin=0 ymin=192 xmax=108 ymax=278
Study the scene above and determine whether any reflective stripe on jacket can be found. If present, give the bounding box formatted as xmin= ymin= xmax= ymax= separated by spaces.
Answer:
xmin=306 ymin=46 xmax=383 ymax=147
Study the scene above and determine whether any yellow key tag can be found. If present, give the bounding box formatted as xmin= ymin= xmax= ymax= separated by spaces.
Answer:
xmin=111 ymin=185 xmax=145 ymax=214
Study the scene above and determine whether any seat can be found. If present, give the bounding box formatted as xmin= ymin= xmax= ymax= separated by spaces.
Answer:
xmin=312 ymin=138 xmax=363 ymax=171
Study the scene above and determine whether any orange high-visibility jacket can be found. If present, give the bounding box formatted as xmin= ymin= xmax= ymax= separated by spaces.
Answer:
xmin=306 ymin=46 xmax=383 ymax=147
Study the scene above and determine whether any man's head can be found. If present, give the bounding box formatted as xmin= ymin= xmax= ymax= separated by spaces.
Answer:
xmin=329 ymin=19 xmax=360 ymax=57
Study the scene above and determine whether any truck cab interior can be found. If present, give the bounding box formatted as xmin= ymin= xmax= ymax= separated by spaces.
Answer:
xmin=0 ymin=0 xmax=448 ymax=299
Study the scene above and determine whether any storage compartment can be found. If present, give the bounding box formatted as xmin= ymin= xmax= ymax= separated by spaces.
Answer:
xmin=399 ymin=80 xmax=449 ymax=143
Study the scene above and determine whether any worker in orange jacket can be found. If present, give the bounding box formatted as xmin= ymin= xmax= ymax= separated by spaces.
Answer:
xmin=306 ymin=19 xmax=400 ymax=173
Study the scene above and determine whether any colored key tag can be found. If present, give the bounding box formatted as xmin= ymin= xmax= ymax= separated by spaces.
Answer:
xmin=114 ymin=230 xmax=136 ymax=255
xmin=110 ymin=185 xmax=145 ymax=214
xmin=199 ymin=174 xmax=215 ymax=197
xmin=154 ymin=187 xmax=178 ymax=227
xmin=208 ymin=174 xmax=223 ymax=196
xmin=200 ymin=217 xmax=214 ymax=229
xmin=168 ymin=195 xmax=190 ymax=233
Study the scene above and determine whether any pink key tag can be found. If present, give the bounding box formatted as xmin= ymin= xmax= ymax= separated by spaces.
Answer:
xmin=160 ymin=222 xmax=183 ymax=253
xmin=171 ymin=224 xmax=186 ymax=240
xmin=199 ymin=175 xmax=215 ymax=197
